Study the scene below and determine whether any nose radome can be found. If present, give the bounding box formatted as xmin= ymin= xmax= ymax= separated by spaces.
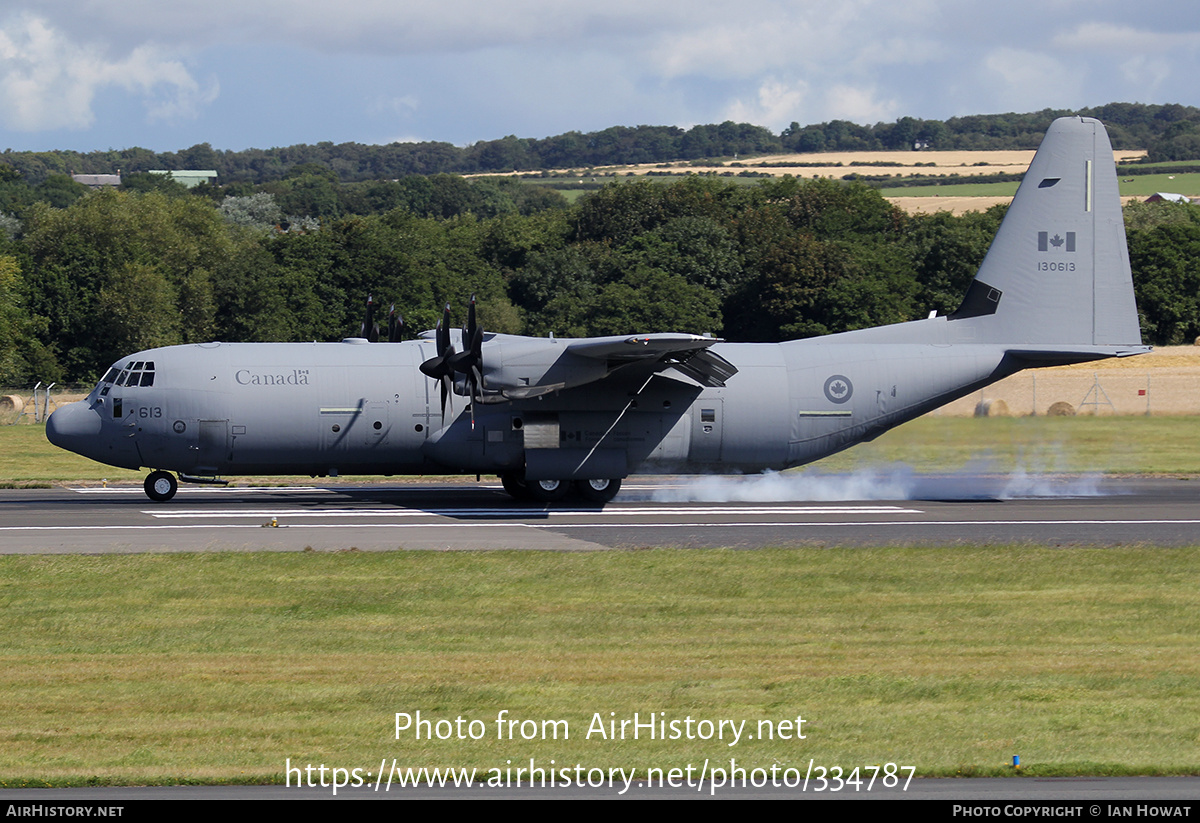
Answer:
xmin=46 ymin=401 xmax=102 ymax=449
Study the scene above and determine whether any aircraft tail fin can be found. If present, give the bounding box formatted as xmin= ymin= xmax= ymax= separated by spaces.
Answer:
xmin=949 ymin=116 xmax=1143 ymax=348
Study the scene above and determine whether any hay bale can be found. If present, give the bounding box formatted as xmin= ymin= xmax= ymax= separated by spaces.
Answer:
xmin=1194 ymin=335 xmax=1200 ymax=346
xmin=974 ymin=398 xmax=1011 ymax=417
xmin=0 ymin=395 xmax=23 ymax=414
xmin=1046 ymin=401 xmax=1075 ymax=416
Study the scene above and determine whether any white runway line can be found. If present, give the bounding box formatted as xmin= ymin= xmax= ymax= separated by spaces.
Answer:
xmin=139 ymin=505 xmax=925 ymax=519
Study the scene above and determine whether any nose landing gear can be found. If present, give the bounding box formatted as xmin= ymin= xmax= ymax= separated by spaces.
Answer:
xmin=144 ymin=470 xmax=178 ymax=502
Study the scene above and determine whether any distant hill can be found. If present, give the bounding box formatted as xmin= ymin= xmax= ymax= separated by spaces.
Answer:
xmin=3 ymin=102 xmax=1199 ymax=185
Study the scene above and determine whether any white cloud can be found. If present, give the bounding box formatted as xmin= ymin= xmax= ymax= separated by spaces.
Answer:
xmin=980 ymin=47 xmax=1079 ymax=112
xmin=1118 ymin=55 xmax=1172 ymax=92
xmin=822 ymin=84 xmax=899 ymax=124
xmin=1054 ymin=22 xmax=1200 ymax=53
xmin=0 ymin=14 xmax=215 ymax=131
xmin=725 ymin=78 xmax=810 ymax=128
xmin=370 ymin=95 xmax=420 ymax=118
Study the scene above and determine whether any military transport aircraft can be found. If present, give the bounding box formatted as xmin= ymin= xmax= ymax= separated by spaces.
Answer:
xmin=47 ymin=117 xmax=1148 ymax=503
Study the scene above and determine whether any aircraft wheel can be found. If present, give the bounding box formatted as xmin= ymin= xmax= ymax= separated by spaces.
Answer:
xmin=144 ymin=470 xmax=178 ymax=502
xmin=576 ymin=478 xmax=622 ymax=503
xmin=500 ymin=473 xmax=532 ymax=501
xmin=527 ymin=479 xmax=570 ymax=502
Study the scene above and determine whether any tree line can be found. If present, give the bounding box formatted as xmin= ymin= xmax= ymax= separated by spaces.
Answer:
xmin=4 ymin=103 xmax=1200 ymax=188
xmin=2 ymin=175 xmax=1197 ymax=387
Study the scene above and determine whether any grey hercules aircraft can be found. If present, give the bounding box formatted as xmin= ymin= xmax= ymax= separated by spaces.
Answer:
xmin=48 ymin=117 xmax=1148 ymax=503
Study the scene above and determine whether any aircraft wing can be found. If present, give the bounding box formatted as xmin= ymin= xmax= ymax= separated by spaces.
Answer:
xmin=483 ymin=333 xmax=737 ymax=400
xmin=567 ymin=334 xmax=737 ymax=387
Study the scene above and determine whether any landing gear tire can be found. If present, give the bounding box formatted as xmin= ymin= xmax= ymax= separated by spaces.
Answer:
xmin=144 ymin=470 xmax=178 ymax=502
xmin=576 ymin=478 xmax=622 ymax=503
xmin=527 ymin=478 xmax=570 ymax=502
xmin=500 ymin=473 xmax=532 ymax=501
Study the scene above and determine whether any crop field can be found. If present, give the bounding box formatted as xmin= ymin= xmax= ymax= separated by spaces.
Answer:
xmin=521 ymin=146 xmax=1200 ymax=216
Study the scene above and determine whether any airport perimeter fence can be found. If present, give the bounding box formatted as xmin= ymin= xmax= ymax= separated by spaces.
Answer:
xmin=0 ymin=382 xmax=90 ymax=425
xmin=938 ymin=368 xmax=1198 ymax=417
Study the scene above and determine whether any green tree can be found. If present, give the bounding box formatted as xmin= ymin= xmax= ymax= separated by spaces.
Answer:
xmin=1128 ymin=220 xmax=1200 ymax=344
xmin=34 ymin=174 xmax=87 ymax=208
xmin=22 ymin=190 xmax=231 ymax=377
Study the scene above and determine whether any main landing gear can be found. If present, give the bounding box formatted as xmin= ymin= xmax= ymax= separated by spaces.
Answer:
xmin=144 ymin=470 xmax=178 ymax=502
xmin=500 ymin=474 xmax=622 ymax=504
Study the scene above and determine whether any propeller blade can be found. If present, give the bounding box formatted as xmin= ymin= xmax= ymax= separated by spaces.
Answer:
xmin=387 ymin=305 xmax=403 ymax=342
xmin=465 ymin=294 xmax=476 ymax=343
xmin=439 ymin=376 xmax=451 ymax=423
xmin=359 ymin=295 xmax=378 ymax=342
xmin=437 ymin=304 xmax=452 ymax=356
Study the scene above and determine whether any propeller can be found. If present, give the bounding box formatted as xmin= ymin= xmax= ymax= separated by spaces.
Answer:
xmin=446 ymin=295 xmax=485 ymax=429
xmin=419 ymin=304 xmax=457 ymax=422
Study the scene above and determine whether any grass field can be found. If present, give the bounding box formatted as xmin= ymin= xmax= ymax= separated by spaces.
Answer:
xmin=1 ymin=547 xmax=1198 ymax=785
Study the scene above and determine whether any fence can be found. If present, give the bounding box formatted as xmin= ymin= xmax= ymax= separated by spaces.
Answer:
xmin=0 ymin=382 xmax=84 ymax=424
xmin=934 ymin=351 xmax=1200 ymax=417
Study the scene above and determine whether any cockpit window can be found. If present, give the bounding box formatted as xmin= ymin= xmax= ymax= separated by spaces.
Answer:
xmin=104 ymin=362 xmax=156 ymax=390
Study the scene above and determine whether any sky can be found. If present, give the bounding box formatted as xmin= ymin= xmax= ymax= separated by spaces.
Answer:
xmin=0 ymin=1 xmax=1198 ymax=153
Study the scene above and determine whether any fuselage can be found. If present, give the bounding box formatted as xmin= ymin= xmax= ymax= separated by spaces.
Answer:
xmin=47 ymin=330 xmax=1019 ymax=481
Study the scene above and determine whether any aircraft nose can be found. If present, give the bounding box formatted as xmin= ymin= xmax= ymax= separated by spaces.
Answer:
xmin=46 ymin=401 xmax=102 ymax=450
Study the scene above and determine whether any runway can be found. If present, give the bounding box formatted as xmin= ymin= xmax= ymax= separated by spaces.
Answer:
xmin=2 ymin=476 xmax=1199 ymax=553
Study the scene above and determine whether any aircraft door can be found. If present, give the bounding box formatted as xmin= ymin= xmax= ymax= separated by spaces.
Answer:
xmin=690 ymin=398 xmax=723 ymax=465
xmin=195 ymin=419 xmax=229 ymax=473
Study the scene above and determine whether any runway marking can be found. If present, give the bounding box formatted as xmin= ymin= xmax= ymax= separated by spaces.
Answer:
xmin=138 ymin=505 xmax=924 ymax=519
xmin=69 ymin=486 xmax=340 ymax=495
xmin=67 ymin=482 xmax=720 ymax=496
